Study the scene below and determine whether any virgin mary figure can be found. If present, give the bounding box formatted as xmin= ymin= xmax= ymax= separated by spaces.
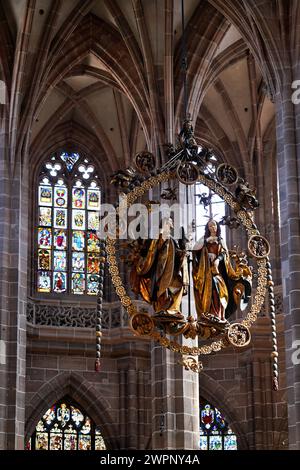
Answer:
xmin=192 ymin=219 xmax=252 ymax=323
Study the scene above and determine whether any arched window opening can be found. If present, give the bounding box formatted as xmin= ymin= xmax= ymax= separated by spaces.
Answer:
xmin=194 ymin=151 xmax=226 ymax=242
xmin=26 ymin=398 xmax=106 ymax=450
xmin=36 ymin=151 xmax=101 ymax=296
xmin=199 ymin=398 xmax=237 ymax=450
xmin=195 ymin=183 xmax=226 ymax=241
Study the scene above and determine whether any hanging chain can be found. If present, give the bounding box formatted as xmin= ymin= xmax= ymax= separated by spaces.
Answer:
xmin=95 ymin=240 xmax=106 ymax=372
xmin=181 ymin=0 xmax=188 ymax=120
xmin=266 ymin=258 xmax=279 ymax=390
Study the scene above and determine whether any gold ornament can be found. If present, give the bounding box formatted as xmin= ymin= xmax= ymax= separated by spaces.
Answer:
xmin=130 ymin=312 xmax=155 ymax=336
xmin=227 ymin=323 xmax=251 ymax=347
xmin=105 ymin=170 xmax=269 ymax=365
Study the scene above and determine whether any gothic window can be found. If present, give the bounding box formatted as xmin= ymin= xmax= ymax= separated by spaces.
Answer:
xmin=36 ymin=151 xmax=101 ymax=296
xmin=195 ymin=181 xmax=226 ymax=241
xmin=26 ymin=399 xmax=106 ymax=450
xmin=199 ymin=399 xmax=237 ymax=450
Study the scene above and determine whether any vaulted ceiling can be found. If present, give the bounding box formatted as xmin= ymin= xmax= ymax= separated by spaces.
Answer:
xmin=0 ymin=0 xmax=278 ymax=180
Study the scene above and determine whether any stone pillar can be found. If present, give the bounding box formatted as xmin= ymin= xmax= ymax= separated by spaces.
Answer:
xmin=0 ymin=111 xmax=28 ymax=448
xmin=151 ymin=343 xmax=199 ymax=449
xmin=276 ymin=76 xmax=300 ymax=449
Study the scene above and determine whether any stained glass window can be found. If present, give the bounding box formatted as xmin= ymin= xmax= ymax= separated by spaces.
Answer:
xmin=27 ymin=399 xmax=106 ymax=451
xmin=199 ymin=398 xmax=237 ymax=450
xmin=194 ymin=151 xmax=226 ymax=241
xmin=36 ymin=152 xmax=101 ymax=295
xmin=195 ymin=182 xmax=226 ymax=241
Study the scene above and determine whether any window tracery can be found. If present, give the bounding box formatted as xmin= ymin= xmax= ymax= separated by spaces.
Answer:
xmin=199 ymin=399 xmax=237 ymax=450
xmin=27 ymin=399 xmax=106 ymax=451
xmin=36 ymin=152 xmax=101 ymax=296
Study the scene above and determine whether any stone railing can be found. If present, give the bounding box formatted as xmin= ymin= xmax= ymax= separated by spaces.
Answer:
xmin=27 ymin=287 xmax=283 ymax=329
xmin=26 ymin=300 xmax=130 ymax=329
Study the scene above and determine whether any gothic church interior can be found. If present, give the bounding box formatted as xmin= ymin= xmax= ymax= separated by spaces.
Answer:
xmin=0 ymin=0 xmax=299 ymax=451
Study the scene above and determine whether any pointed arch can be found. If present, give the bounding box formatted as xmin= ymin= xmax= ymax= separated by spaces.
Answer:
xmin=25 ymin=371 xmax=120 ymax=449
xmin=207 ymin=0 xmax=283 ymax=95
xmin=30 ymin=120 xmax=111 ymax=190
xmin=34 ymin=14 xmax=152 ymax=150
xmin=174 ymin=1 xmax=228 ymax=126
xmin=199 ymin=372 xmax=249 ymax=450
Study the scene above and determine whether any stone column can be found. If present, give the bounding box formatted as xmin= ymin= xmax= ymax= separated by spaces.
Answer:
xmin=151 ymin=343 xmax=199 ymax=449
xmin=0 ymin=113 xmax=28 ymax=448
xmin=276 ymin=75 xmax=300 ymax=449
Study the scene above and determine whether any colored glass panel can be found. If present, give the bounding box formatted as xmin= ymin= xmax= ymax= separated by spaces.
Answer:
xmin=38 ymin=228 xmax=52 ymax=247
xmin=54 ymin=186 xmax=67 ymax=208
xmin=199 ymin=400 xmax=237 ymax=451
xmin=78 ymin=435 xmax=91 ymax=450
xmin=54 ymin=208 xmax=67 ymax=228
xmin=64 ymin=430 xmax=77 ymax=450
xmin=72 ymin=231 xmax=85 ymax=251
xmin=215 ymin=408 xmax=226 ymax=428
xmin=72 ymin=209 xmax=85 ymax=229
xmin=36 ymin=433 xmax=48 ymax=450
xmin=36 ymin=152 xmax=101 ymax=295
xmin=37 ymin=271 xmax=51 ymax=292
xmin=71 ymin=407 xmax=84 ymax=426
xmin=57 ymin=404 xmax=70 ymax=427
xmin=53 ymin=229 xmax=67 ymax=250
xmin=39 ymin=185 xmax=52 ymax=206
xmin=224 ymin=434 xmax=237 ymax=450
xmin=39 ymin=207 xmax=52 ymax=226
xmin=81 ymin=418 xmax=91 ymax=434
xmin=87 ymin=231 xmax=100 ymax=252
xmin=95 ymin=429 xmax=106 ymax=450
xmin=72 ymin=252 xmax=85 ymax=272
xmin=72 ymin=273 xmax=85 ymax=294
xmin=87 ymin=253 xmax=100 ymax=273
xmin=60 ymin=152 xmax=79 ymax=171
xmin=209 ymin=436 xmax=222 ymax=450
xmin=201 ymin=404 xmax=214 ymax=429
xmin=43 ymin=407 xmax=55 ymax=426
xmin=199 ymin=435 xmax=208 ymax=450
xmin=87 ymin=189 xmax=100 ymax=210
xmin=30 ymin=400 xmax=106 ymax=451
xmin=38 ymin=249 xmax=51 ymax=270
xmin=88 ymin=211 xmax=99 ymax=230
xmin=72 ymin=187 xmax=85 ymax=209
xmin=87 ymin=274 xmax=99 ymax=295
xmin=54 ymin=251 xmax=67 ymax=271
xmin=50 ymin=428 xmax=63 ymax=450
xmin=36 ymin=420 xmax=46 ymax=432
xmin=53 ymin=272 xmax=67 ymax=293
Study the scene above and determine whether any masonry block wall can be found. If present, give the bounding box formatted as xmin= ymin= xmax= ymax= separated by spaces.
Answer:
xmin=24 ymin=314 xmax=287 ymax=450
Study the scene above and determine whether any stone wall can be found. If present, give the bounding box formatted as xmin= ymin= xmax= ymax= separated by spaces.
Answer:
xmin=24 ymin=312 xmax=287 ymax=450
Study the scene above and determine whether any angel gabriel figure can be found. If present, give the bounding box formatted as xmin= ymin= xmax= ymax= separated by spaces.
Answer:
xmin=130 ymin=218 xmax=189 ymax=319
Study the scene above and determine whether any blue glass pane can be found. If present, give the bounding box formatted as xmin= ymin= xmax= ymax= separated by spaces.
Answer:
xmin=215 ymin=407 xmax=226 ymax=429
xmin=199 ymin=435 xmax=208 ymax=450
xmin=53 ymin=272 xmax=67 ymax=292
xmin=224 ymin=434 xmax=237 ymax=450
xmin=209 ymin=436 xmax=222 ymax=450
xmin=60 ymin=152 xmax=80 ymax=172
xmin=201 ymin=404 xmax=214 ymax=430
